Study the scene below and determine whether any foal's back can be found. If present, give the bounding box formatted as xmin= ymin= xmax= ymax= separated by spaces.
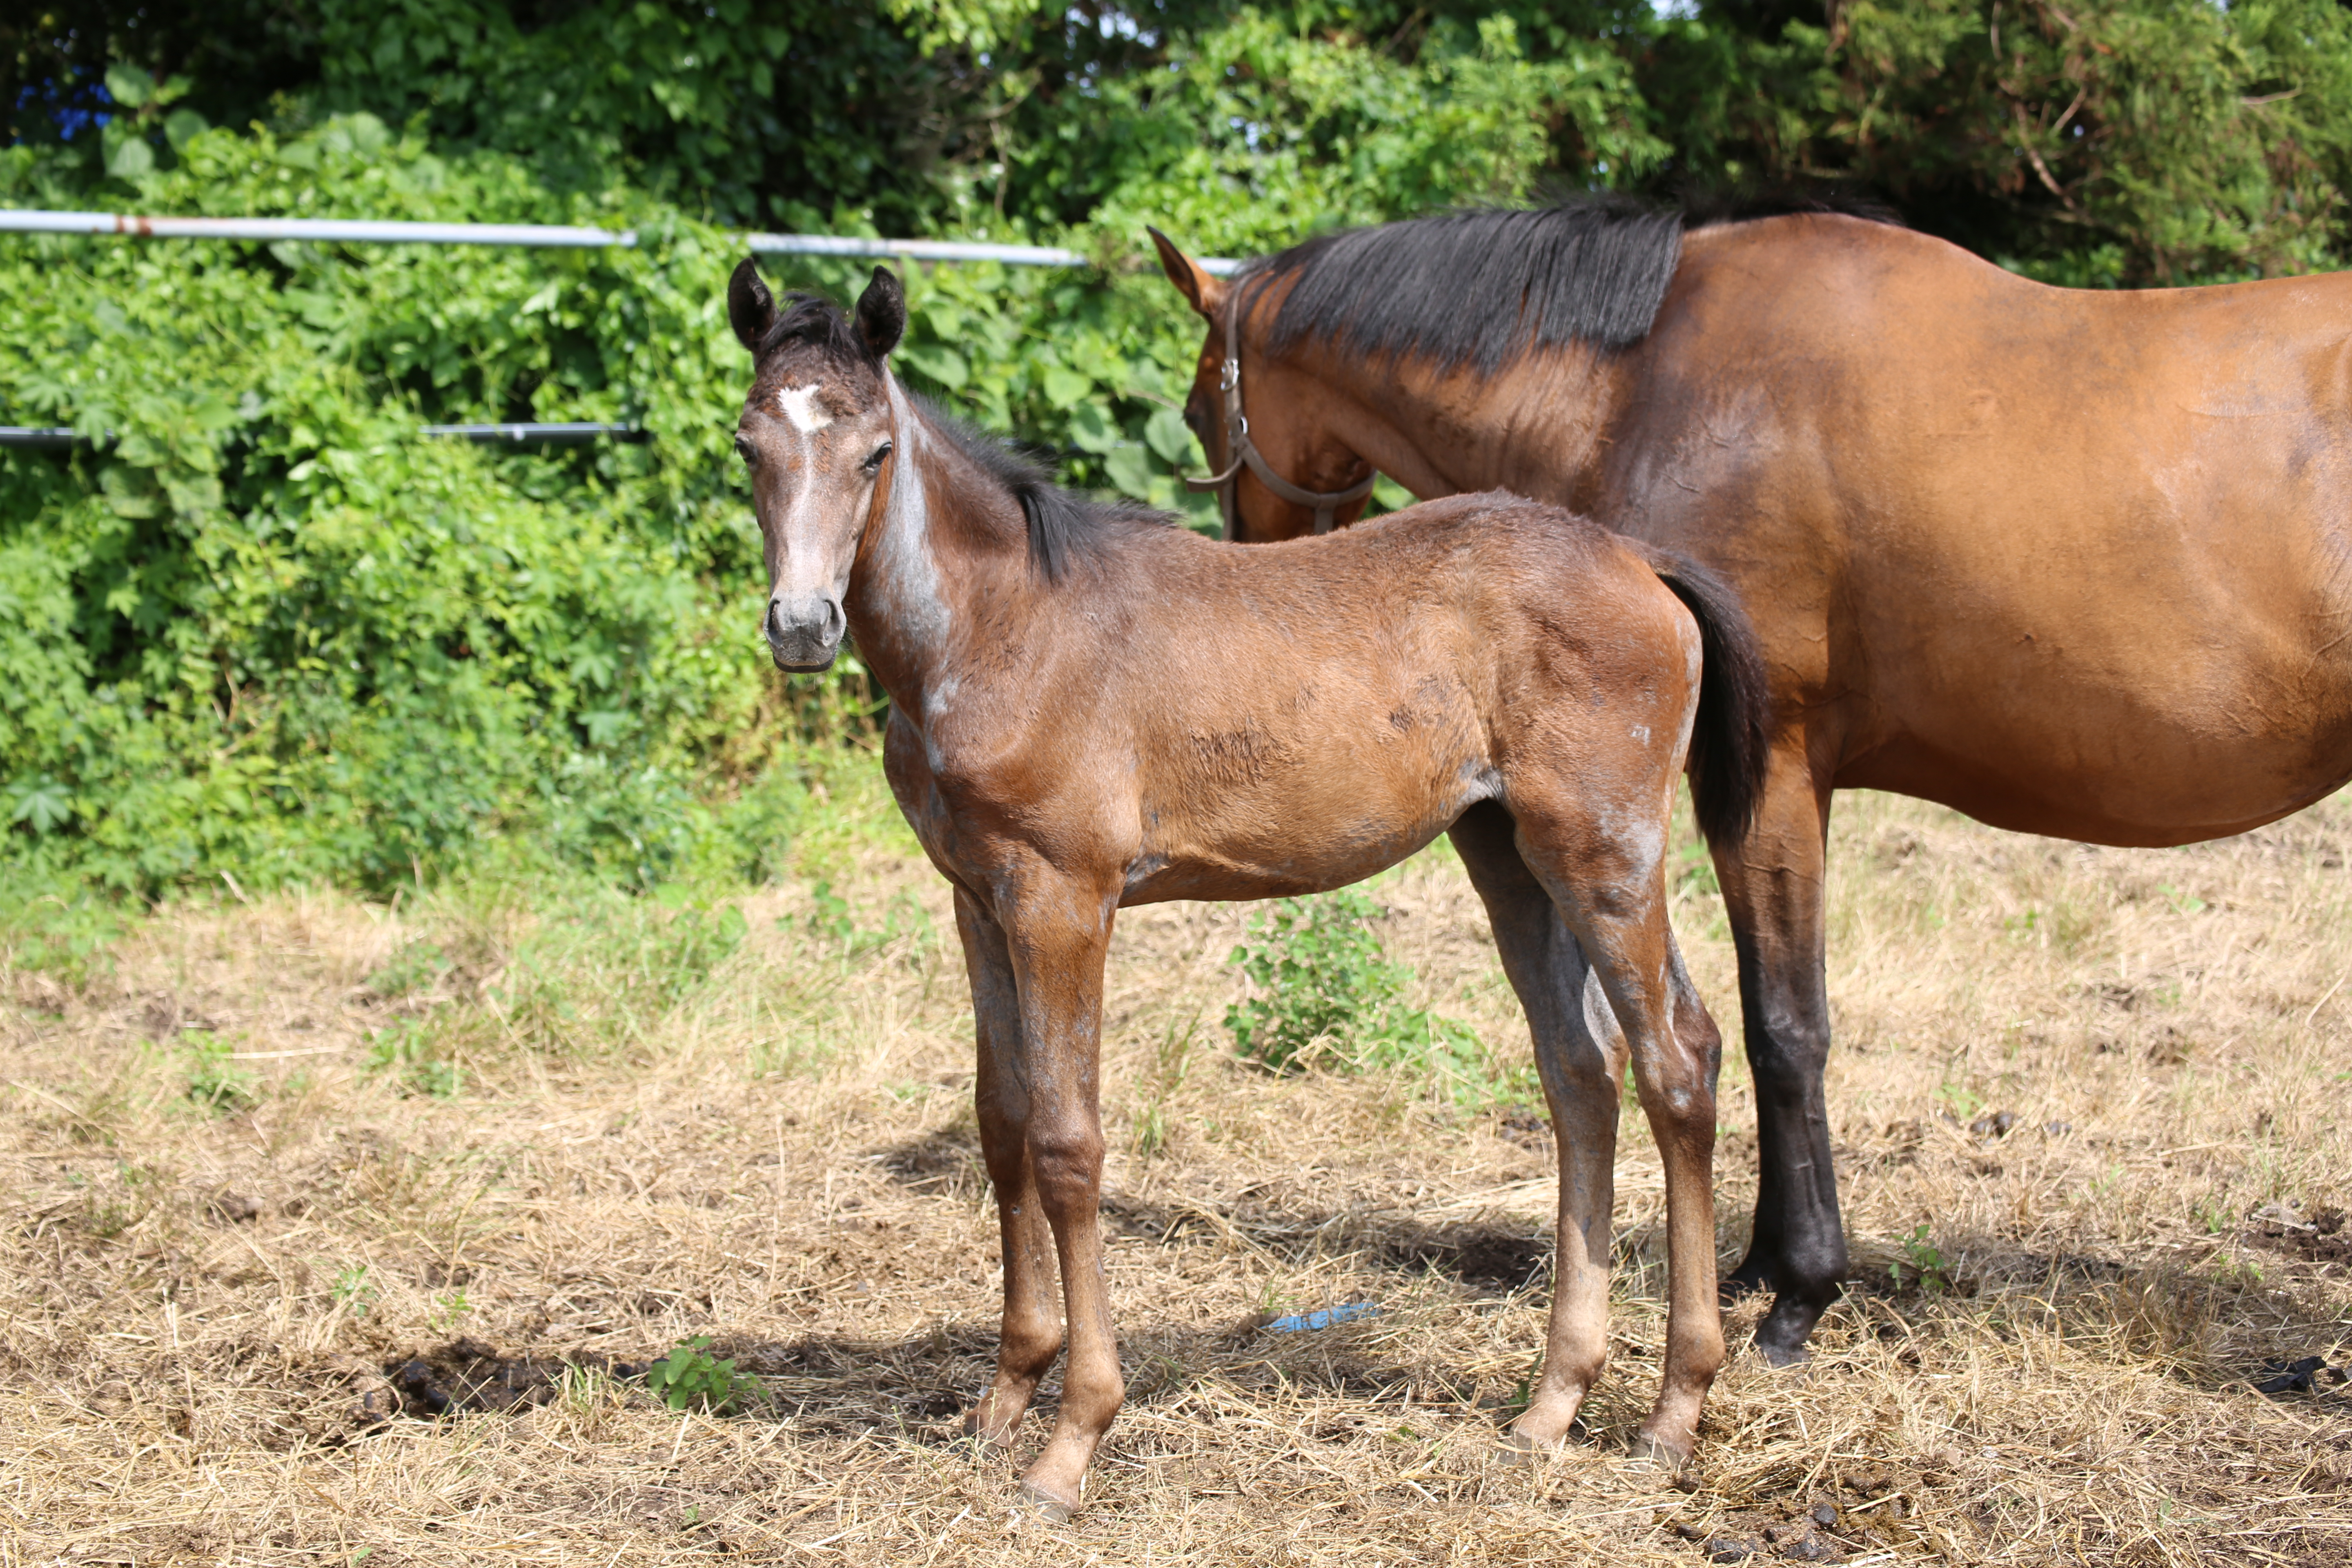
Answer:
xmin=1059 ymin=493 xmax=1697 ymax=905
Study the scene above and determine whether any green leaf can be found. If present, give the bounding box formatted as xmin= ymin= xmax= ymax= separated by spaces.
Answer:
xmin=897 ymin=341 xmax=968 ymax=392
xmin=1066 ymin=402 xmax=1118 ymax=454
xmin=104 ymin=65 xmax=155 ymax=108
xmin=1104 ymin=444 xmax=1155 ymax=500
xmin=1143 ymin=407 xmax=1196 ymax=467
xmin=164 ymin=110 xmax=210 ymax=150
xmin=103 ymin=129 xmax=155 ymax=180
xmin=11 ymin=778 xmax=73 ymax=835
xmin=1042 ymin=365 xmax=1092 ymax=410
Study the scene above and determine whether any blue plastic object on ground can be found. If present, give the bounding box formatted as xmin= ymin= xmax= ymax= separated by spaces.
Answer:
xmin=1263 ymin=1302 xmax=1381 ymax=1333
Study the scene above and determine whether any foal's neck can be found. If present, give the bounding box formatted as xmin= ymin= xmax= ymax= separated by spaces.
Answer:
xmin=842 ymin=379 xmax=1034 ymax=720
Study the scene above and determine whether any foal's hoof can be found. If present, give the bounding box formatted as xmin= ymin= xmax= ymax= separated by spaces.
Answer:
xmin=1017 ymin=1481 xmax=1077 ymax=1525
xmin=962 ymin=1425 xmax=1017 ymax=1455
xmin=1499 ymin=1419 xmax=1589 ymax=1463
xmin=1631 ymin=1431 xmax=1696 ymax=1476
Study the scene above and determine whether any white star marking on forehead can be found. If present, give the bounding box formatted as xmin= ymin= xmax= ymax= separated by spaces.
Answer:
xmin=776 ymin=383 xmax=832 ymax=434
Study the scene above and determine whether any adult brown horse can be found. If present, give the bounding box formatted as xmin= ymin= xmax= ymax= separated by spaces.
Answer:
xmin=725 ymin=258 xmax=1771 ymax=1515
xmin=1149 ymin=202 xmax=2352 ymax=1365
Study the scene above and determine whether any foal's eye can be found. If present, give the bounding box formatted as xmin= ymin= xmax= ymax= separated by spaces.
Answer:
xmin=734 ymin=433 xmax=756 ymax=465
xmin=863 ymin=441 xmax=892 ymax=474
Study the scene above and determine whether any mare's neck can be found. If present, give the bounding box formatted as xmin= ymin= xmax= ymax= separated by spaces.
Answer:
xmin=841 ymin=377 xmax=1029 ymax=723
xmin=1276 ymin=331 xmax=1631 ymax=506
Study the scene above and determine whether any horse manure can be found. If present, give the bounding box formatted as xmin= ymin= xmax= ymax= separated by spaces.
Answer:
xmin=1809 ymin=1501 xmax=1839 ymax=1529
xmin=2252 ymin=1355 xmax=2342 ymax=1396
xmin=206 ymin=1190 xmax=261 ymax=1223
xmin=1384 ymin=1227 xmax=1548 ymax=1287
xmin=1967 ymin=1110 xmax=2017 ymax=1138
xmin=2246 ymin=1200 xmax=2352 ymax=1265
xmin=382 ymin=1338 xmax=592 ymax=1417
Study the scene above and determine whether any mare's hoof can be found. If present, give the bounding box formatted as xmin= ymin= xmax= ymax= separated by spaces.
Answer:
xmin=1753 ymin=1334 xmax=1813 ymax=1371
xmin=1018 ymin=1481 xmax=1076 ymax=1524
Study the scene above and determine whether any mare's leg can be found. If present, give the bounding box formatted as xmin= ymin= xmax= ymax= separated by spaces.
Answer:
xmin=1714 ymin=744 xmax=1846 ymax=1365
xmin=1448 ymin=802 xmax=1624 ymax=1449
xmin=993 ymin=871 xmax=1124 ymax=1519
xmin=954 ymin=889 xmax=1065 ymax=1447
xmin=1512 ymin=795 xmax=1726 ymax=1466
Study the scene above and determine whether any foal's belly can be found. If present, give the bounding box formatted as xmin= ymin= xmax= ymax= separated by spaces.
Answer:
xmin=1122 ymin=737 xmax=1499 ymax=904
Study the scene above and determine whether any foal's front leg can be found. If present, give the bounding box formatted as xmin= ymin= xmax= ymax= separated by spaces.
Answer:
xmin=955 ymin=889 xmax=1065 ymax=1448
xmin=991 ymin=871 xmax=1124 ymax=1519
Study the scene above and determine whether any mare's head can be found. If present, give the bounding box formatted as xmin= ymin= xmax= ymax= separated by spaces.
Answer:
xmin=1148 ymin=205 xmax=1692 ymax=542
xmin=1147 ymin=228 xmax=1382 ymax=543
xmin=727 ymin=259 xmax=906 ymax=671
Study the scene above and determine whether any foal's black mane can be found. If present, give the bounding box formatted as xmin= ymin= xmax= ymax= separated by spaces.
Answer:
xmin=1256 ymin=192 xmax=1902 ymax=375
xmin=761 ymin=291 xmax=869 ymax=365
xmin=915 ymin=397 xmax=1174 ymax=583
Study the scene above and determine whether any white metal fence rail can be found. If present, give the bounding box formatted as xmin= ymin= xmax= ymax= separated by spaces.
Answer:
xmin=0 ymin=207 xmax=1240 ymax=272
xmin=0 ymin=208 xmax=1238 ymax=449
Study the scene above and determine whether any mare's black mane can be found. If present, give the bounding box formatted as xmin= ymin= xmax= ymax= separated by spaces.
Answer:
xmin=1256 ymin=192 xmax=1902 ymax=375
xmin=915 ymin=396 xmax=1175 ymax=583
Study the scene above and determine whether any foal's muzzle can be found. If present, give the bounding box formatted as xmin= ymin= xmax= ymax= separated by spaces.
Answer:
xmin=766 ymin=593 xmax=845 ymax=673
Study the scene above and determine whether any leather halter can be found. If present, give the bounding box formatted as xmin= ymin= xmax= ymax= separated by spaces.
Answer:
xmin=1182 ymin=287 xmax=1377 ymax=541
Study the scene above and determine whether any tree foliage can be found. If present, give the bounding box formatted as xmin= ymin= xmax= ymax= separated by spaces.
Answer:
xmin=3 ymin=0 xmax=2350 ymax=900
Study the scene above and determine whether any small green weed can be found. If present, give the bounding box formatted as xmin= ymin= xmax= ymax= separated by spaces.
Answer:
xmin=1933 ymin=1080 xmax=1985 ymax=1121
xmin=1673 ymin=838 xmax=1719 ymax=896
xmin=332 ymin=1264 xmax=379 ymax=1317
xmin=0 ymin=873 xmax=124 ymax=990
xmin=1889 ymin=1223 xmax=1952 ymax=1296
xmin=644 ymin=1336 xmax=764 ymax=1414
xmin=1133 ymin=1013 xmax=1200 ymax=1161
xmin=180 ymin=1029 xmax=257 ymax=1114
xmin=1224 ymin=891 xmax=1494 ymax=1098
xmin=2157 ymin=883 xmax=2208 ymax=915
xmin=365 ymin=941 xmax=450 ymax=998
xmin=427 ymin=1289 xmax=471 ymax=1332
xmin=364 ymin=1018 xmax=462 ymax=1099
xmin=799 ymin=880 xmax=933 ymax=962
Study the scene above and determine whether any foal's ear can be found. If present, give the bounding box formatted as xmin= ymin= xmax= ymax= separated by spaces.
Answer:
xmin=855 ymin=265 xmax=906 ymax=360
xmin=728 ymin=258 xmax=777 ymax=356
xmin=1148 ymin=226 xmax=1228 ymax=320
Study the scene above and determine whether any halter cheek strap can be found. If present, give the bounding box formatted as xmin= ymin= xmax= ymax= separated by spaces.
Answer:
xmin=1183 ymin=287 xmax=1379 ymax=540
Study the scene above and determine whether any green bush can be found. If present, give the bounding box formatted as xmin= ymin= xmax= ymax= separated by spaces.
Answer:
xmin=644 ymin=1335 xmax=764 ymax=1414
xmin=1225 ymin=889 xmax=1494 ymax=1097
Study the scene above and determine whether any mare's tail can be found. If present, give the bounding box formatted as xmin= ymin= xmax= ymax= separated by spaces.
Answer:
xmin=1638 ymin=547 xmax=1773 ymax=850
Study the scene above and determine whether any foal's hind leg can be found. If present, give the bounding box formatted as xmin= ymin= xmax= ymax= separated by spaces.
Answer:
xmin=953 ymin=889 xmax=1067 ymax=1449
xmin=1510 ymin=796 xmax=1727 ymax=1466
xmin=1449 ymin=802 xmax=1625 ymax=1450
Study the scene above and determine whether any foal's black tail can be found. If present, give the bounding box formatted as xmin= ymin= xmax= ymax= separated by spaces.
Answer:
xmin=1639 ymin=547 xmax=1773 ymax=850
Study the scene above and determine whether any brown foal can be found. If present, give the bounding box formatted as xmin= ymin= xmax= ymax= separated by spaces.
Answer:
xmin=726 ymin=259 xmax=1769 ymax=1517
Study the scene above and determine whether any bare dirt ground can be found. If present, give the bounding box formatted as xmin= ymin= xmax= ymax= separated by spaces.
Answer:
xmin=5 ymin=780 xmax=2352 ymax=1566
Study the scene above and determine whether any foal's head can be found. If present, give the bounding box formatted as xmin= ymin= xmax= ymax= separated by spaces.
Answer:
xmin=727 ymin=260 xmax=906 ymax=672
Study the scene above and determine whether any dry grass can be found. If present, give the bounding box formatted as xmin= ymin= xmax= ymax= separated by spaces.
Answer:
xmin=6 ymin=778 xmax=2352 ymax=1566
